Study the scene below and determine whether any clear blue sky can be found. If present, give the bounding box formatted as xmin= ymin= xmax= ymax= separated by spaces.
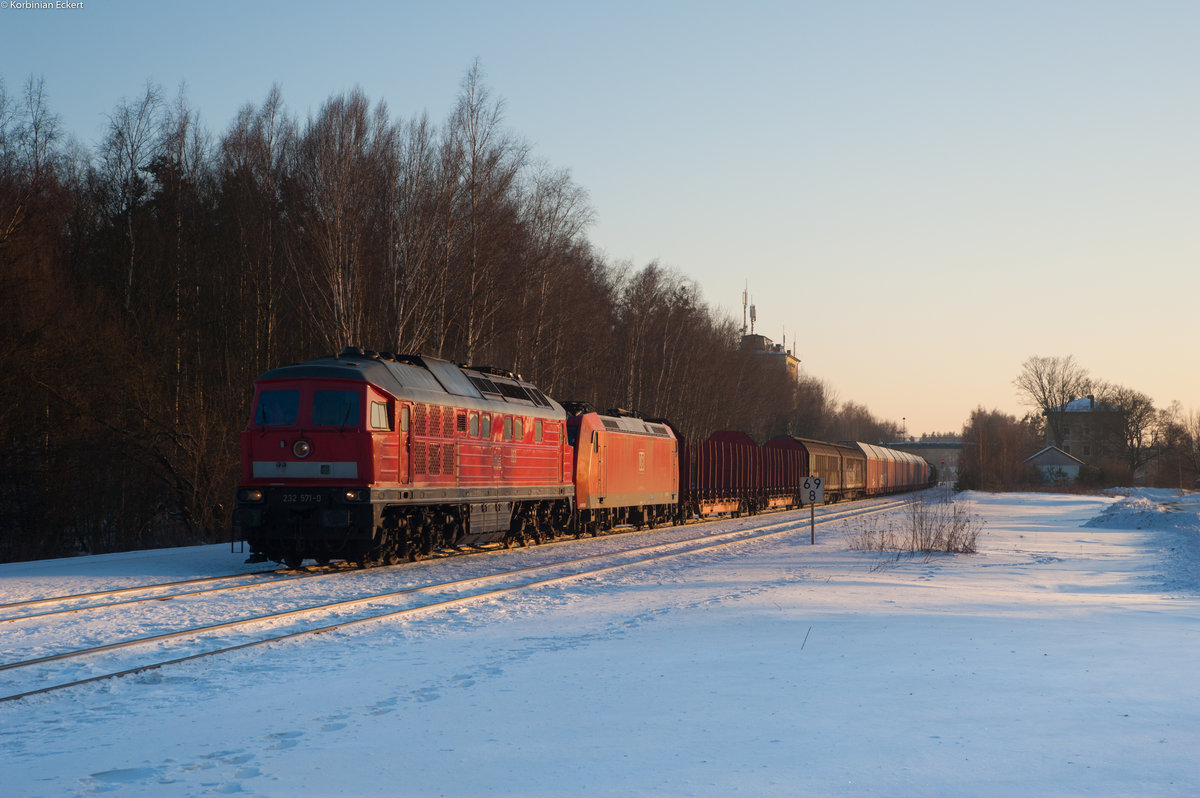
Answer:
xmin=4 ymin=0 xmax=1197 ymax=435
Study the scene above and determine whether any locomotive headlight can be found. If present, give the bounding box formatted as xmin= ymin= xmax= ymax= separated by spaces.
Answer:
xmin=343 ymin=489 xmax=365 ymax=502
xmin=238 ymin=488 xmax=264 ymax=502
xmin=293 ymin=440 xmax=312 ymax=458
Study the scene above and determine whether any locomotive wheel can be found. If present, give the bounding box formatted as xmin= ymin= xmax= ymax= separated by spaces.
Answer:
xmin=284 ymin=556 xmax=304 ymax=570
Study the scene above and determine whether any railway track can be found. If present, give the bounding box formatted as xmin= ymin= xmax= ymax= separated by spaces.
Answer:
xmin=0 ymin=498 xmax=913 ymax=703
xmin=0 ymin=495 xmax=910 ymax=625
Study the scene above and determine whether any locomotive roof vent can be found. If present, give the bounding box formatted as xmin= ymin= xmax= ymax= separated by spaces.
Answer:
xmin=340 ymin=346 xmax=365 ymax=358
xmin=604 ymin=407 xmax=643 ymax=420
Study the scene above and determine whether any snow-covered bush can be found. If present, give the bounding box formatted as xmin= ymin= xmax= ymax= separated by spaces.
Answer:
xmin=848 ymin=500 xmax=983 ymax=561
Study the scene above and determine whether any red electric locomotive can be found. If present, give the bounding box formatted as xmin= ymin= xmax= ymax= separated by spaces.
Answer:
xmin=565 ymin=405 xmax=679 ymax=534
xmin=233 ymin=348 xmax=573 ymax=567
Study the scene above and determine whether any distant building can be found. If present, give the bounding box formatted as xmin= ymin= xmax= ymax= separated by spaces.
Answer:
xmin=887 ymin=440 xmax=966 ymax=481
xmin=1045 ymin=395 xmax=1122 ymax=462
xmin=1025 ymin=446 xmax=1085 ymax=483
xmin=740 ymin=334 xmax=800 ymax=380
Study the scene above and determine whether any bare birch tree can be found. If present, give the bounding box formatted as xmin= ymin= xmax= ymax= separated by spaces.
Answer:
xmin=102 ymin=81 xmax=162 ymax=311
xmin=220 ymin=85 xmax=296 ymax=373
xmin=1014 ymin=355 xmax=1092 ymax=447
xmin=446 ymin=60 xmax=527 ymax=363
xmin=290 ymin=89 xmax=397 ymax=351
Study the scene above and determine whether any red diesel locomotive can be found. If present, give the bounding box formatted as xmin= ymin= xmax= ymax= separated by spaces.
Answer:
xmin=234 ymin=348 xmax=933 ymax=567
xmin=234 ymin=349 xmax=574 ymax=567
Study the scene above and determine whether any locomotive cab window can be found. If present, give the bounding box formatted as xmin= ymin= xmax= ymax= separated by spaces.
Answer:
xmin=504 ymin=416 xmax=513 ymax=441
xmin=369 ymin=401 xmax=391 ymax=430
xmin=254 ymin=390 xmax=300 ymax=426
xmin=514 ymin=418 xmax=524 ymax=442
xmin=535 ymin=419 xmax=543 ymax=443
xmin=400 ymin=406 xmax=410 ymax=433
xmin=481 ymin=413 xmax=491 ymax=439
xmin=469 ymin=412 xmax=479 ymax=437
xmin=313 ymin=390 xmax=361 ymax=427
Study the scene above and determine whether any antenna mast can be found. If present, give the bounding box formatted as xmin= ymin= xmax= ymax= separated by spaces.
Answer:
xmin=741 ymin=283 xmax=748 ymax=336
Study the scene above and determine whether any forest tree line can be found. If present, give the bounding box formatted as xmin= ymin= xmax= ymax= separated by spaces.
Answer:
xmin=0 ymin=68 xmax=902 ymax=562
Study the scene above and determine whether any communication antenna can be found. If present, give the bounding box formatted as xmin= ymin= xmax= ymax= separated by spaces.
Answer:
xmin=741 ymin=283 xmax=749 ymax=335
xmin=749 ymin=303 xmax=757 ymax=335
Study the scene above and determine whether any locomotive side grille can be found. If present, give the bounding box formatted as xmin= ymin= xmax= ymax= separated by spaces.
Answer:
xmin=456 ymin=412 xmax=467 ymax=435
xmin=428 ymin=405 xmax=441 ymax=437
xmin=414 ymin=404 xmax=427 ymax=436
xmin=428 ymin=443 xmax=442 ymax=475
xmin=442 ymin=443 xmax=454 ymax=475
xmin=443 ymin=410 xmax=455 ymax=438
xmin=413 ymin=441 xmax=427 ymax=475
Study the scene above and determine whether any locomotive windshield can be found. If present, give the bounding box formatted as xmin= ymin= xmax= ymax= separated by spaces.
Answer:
xmin=313 ymin=390 xmax=361 ymax=427
xmin=254 ymin=390 xmax=299 ymax=426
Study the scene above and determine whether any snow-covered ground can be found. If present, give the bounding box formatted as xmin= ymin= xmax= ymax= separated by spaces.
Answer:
xmin=2 ymin=490 xmax=1198 ymax=797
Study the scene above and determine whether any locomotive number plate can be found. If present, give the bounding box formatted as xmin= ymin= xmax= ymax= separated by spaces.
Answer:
xmin=281 ymin=492 xmax=324 ymax=504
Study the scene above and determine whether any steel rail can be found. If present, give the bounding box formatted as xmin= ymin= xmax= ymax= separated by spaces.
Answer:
xmin=0 ymin=499 xmax=912 ymax=703
xmin=0 ymin=496 xmax=906 ymax=624
xmin=0 ymin=569 xmax=284 ymax=612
